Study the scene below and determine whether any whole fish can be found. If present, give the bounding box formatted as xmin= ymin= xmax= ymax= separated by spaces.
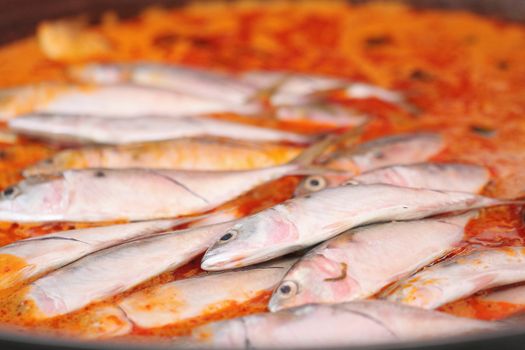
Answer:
xmin=326 ymin=132 xmax=444 ymax=171
xmin=25 ymin=220 xmax=237 ymax=318
xmin=118 ymin=257 xmax=297 ymax=329
xmin=9 ymin=114 xmax=312 ymax=145
xmin=22 ymin=139 xmax=303 ymax=177
xmin=69 ymin=63 xmax=261 ymax=107
xmin=0 ymin=83 xmax=247 ymax=120
xmin=0 ymin=135 xmax=335 ymax=222
xmin=242 ymin=71 xmax=409 ymax=110
xmin=201 ymin=184 xmax=514 ymax=271
xmin=295 ymin=163 xmax=489 ymax=196
xmin=268 ymin=213 xmax=474 ymax=312
xmin=0 ymin=218 xmax=196 ymax=290
xmin=187 ymin=300 xmax=499 ymax=349
xmin=384 ymin=247 xmax=525 ymax=309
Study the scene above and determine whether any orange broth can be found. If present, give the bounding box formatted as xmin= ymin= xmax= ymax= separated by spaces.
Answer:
xmin=0 ymin=0 xmax=524 ymax=341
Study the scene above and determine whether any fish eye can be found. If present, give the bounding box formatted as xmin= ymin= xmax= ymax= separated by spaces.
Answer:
xmin=218 ymin=229 xmax=238 ymax=244
xmin=276 ymin=280 xmax=299 ymax=299
xmin=343 ymin=180 xmax=359 ymax=186
xmin=2 ymin=186 xmax=20 ymax=199
xmin=303 ymin=176 xmax=327 ymax=192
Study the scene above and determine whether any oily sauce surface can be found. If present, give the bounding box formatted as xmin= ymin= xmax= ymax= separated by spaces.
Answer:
xmin=0 ymin=0 xmax=524 ymax=340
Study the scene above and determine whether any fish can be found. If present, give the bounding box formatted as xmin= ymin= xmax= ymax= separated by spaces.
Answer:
xmin=481 ymin=284 xmax=525 ymax=306
xmin=118 ymin=257 xmax=297 ymax=329
xmin=325 ymin=132 xmax=444 ymax=171
xmin=22 ymin=139 xmax=303 ymax=177
xmin=384 ymin=247 xmax=525 ymax=310
xmin=344 ymin=83 xmax=405 ymax=104
xmin=0 ymin=217 xmax=197 ymax=290
xmin=0 ymin=83 xmax=249 ymax=120
xmin=271 ymin=104 xmax=368 ymax=126
xmin=0 ymin=133 xmax=340 ymax=222
xmin=241 ymin=71 xmax=349 ymax=106
xmin=242 ymin=71 xmax=410 ymax=110
xmin=201 ymin=184 xmax=517 ymax=271
xmin=186 ymin=300 xmax=499 ymax=348
xmin=268 ymin=213 xmax=474 ymax=312
xmin=295 ymin=163 xmax=489 ymax=196
xmin=24 ymin=220 xmax=237 ymax=318
xmin=63 ymin=306 xmax=133 ymax=340
xmin=69 ymin=63 xmax=261 ymax=107
xmin=8 ymin=114 xmax=313 ymax=145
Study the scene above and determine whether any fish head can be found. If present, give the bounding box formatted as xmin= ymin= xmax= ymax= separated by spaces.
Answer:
xmin=0 ymin=175 xmax=67 ymax=220
xmin=201 ymin=208 xmax=300 ymax=271
xmin=269 ymin=251 xmax=357 ymax=312
xmin=294 ymin=174 xmax=351 ymax=196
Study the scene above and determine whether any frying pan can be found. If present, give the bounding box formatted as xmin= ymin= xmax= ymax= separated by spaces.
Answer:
xmin=0 ymin=0 xmax=524 ymax=349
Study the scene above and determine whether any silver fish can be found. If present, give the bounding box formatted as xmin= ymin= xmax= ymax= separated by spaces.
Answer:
xmin=0 ymin=83 xmax=245 ymax=120
xmin=325 ymin=132 xmax=445 ymax=171
xmin=22 ymin=138 xmax=303 ymax=177
xmin=295 ymin=163 xmax=489 ymax=196
xmin=384 ymin=247 xmax=525 ymax=309
xmin=0 ymin=135 xmax=334 ymax=222
xmin=268 ymin=213 xmax=474 ymax=312
xmin=9 ymin=114 xmax=312 ymax=145
xmin=25 ymin=220 xmax=236 ymax=318
xmin=482 ymin=284 xmax=525 ymax=306
xmin=187 ymin=300 xmax=499 ymax=349
xmin=201 ymin=184 xmax=512 ymax=271
xmin=69 ymin=63 xmax=261 ymax=107
xmin=241 ymin=71 xmax=347 ymax=106
xmin=118 ymin=257 xmax=297 ymax=329
xmin=0 ymin=218 xmax=198 ymax=290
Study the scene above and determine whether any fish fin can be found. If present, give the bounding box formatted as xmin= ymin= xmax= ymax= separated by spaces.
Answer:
xmin=290 ymin=121 xmax=369 ymax=167
xmin=247 ymin=73 xmax=294 ymax=106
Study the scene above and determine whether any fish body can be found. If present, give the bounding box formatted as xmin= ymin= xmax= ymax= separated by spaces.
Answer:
xmin=326 ymin=132 xmax=445 ymax=172
xmin=295 ymin=163 xmax=490 ymax=196
xmin=118 ymin=258 xmax=297 ymax=329
xmin=22 ymin=139 xmax=303 ymax=177
xmin=70 ymin=63 xmax=260 ymax=107
xmin=9 ymin=114 xmax=312 ymax=145
xmin=0 ymin=84 xmax=240 ymax=120
xmin=344 ymin=83 xmax=405 ymax=104
xmin=25 ymin=220 xmax=236 ymax=318
xmin=241 ymin=71 xmax=348 ymax=105
xmin=188 ymin=300 xmax=498 ymax=348
xmin=268 ymin=213 xmax=474 ymax=312
xmin=0 ymin=218 xmax=191 ymax=289
xmin=201 ymin=184 xmax=509 ymax=270
xmin=0 ymin=166 xmax=299 ymax=222
xmin=385 ymin=247 xmax=525 ymax=309
xmin=482 ymin=284 xmax=525 ymax=305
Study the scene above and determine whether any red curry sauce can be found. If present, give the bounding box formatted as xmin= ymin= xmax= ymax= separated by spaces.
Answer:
xmin=0 ymin=0 xmax=524 ymax=341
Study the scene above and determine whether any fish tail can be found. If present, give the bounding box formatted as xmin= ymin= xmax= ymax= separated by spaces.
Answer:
xmin=290 ymin=121 xmax=369 ymax=167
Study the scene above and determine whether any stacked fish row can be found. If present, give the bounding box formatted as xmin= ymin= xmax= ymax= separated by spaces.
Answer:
xmin=0 ymin=63 xmax=522 ymax=348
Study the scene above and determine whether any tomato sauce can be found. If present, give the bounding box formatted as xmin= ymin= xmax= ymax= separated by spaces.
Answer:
xmin=0 ymin=0 xmax=524 ymax=341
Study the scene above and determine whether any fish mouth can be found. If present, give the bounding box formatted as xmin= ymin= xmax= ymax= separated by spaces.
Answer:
xmin=201 ymin=247 xmax=281 ymax=271
xmin=267 ymin=294 xmax=285 ymax=313
xmin=200 ymin=252 xmax=248 ymax=271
